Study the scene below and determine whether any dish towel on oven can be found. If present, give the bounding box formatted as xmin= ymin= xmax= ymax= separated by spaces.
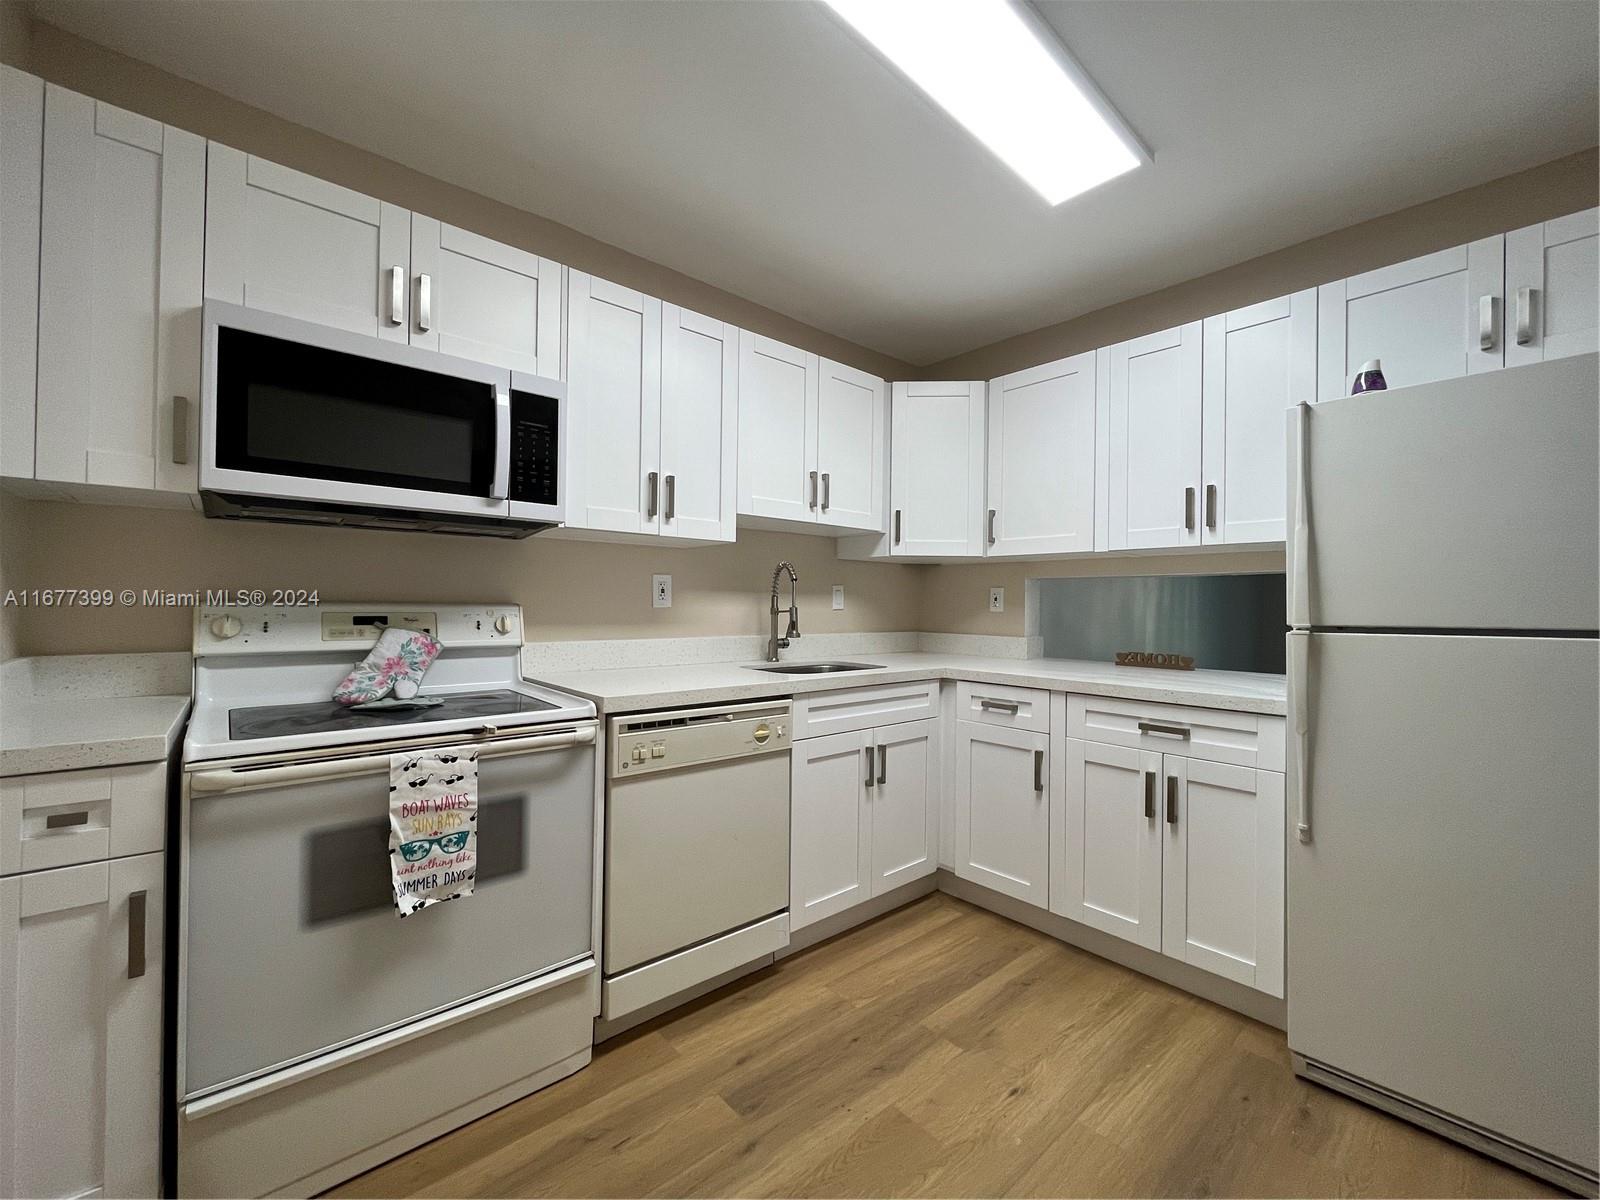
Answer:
xmin=335 ymin=627 xmax=443 ymax=706
xmin=389 ymin=747 xmax=479 ymax=917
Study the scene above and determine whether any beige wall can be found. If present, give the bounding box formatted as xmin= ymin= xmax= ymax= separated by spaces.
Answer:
xmin=921 ymin=148 xmax=1598 ymax=381
xmin=1 ymin=497 xmax=927 ymax=656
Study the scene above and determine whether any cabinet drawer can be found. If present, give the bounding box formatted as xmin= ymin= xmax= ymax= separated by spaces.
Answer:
xmin=791 ymin=679 xmax=938 ymax=740
xmin=1 ymin=762 xmax=166 ymax=876
xmin=954 ymin=681 xmax=1050 ymax=733
xmin=1067 ymin=695 xmax=1285 ymax=771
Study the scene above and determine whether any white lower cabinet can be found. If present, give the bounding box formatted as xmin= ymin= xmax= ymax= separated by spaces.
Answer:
xmin=952 ymin=720 xmax=1049 ymax=908
xmin=0 ymin=852 xmax=165 ymax=1199
xmin=1052 ymin=731 xmax=1285 ymax=998
xmin=790 ymin=712 xmax=939 ymax=931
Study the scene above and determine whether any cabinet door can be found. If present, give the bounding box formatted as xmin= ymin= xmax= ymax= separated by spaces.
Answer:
xmin=738 ymin=332 xmax=818 ymax=522
xmin=659 ymin=304 xmax=737 ymax=542
xmin=1054 ymin=738 xmax=1163 ymax=951
xmin=35 ymin=86 xmax=204 ymax=492
xmin=563 ymin=272 xmax=661 ymax=534
xmin=1108 ymin=322 xmax=1202 ymax=550
xmin=985 ymin=351 xmax=1096 ymax=556
xmin=814 ymin=358 xmax=886 ymax=531
xmin=869 ymin=718 xmax=939 ymax=895
xmin=1162 ymin=759 xmax=1283 ymax=996
xmin=1506 ymin=208 xmax=1599 ymax=367
xmin=1317 ymin=238 xmax=1503 ymax=400
xmin=889 ymin=381 xmax=984 ymax=556
xmin=0 ymin=853 xmax=164 ymax=1200
xmin=1 ymin=66 xmax=43 ymax=480
xmin=791 ymin=731 xmax=872 ymax=930
xmin=408 ymin=216 xmax=560 ymax=376
xmin=953 ymin=721 xmax=1049 ymax=907
xmin=205 ymin=143 xmax=410 ymax=342
xmin=1200 ymin=292 xmax=1314 ymax=545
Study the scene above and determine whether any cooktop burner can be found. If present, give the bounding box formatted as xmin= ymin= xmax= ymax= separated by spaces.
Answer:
xmin=228 ymin=689 xmax=560 ymax=741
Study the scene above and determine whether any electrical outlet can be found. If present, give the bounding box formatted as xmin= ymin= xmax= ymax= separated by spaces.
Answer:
xmin=989 ymin=587 xmax=1005 ymax=613
xmin=652 ymin=575 xmax=672 ymax=608
xmin=832 ymin=585 xmax=845 ymax=611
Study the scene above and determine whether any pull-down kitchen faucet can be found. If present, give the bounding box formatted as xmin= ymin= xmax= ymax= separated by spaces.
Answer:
xmin=767 ymin=562 xmax=801 ymax=662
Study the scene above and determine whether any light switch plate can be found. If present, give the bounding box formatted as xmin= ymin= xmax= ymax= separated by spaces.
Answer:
xmin=989 ymin=587 xmax=1005 ymax=613
xmin=652 ymin=575 xmax=672 ymax=608
xmin=832 ymin=585 xmax=844 ymax=611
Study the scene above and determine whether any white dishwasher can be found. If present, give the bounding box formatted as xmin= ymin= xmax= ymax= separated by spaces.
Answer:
xmin=603 ymin=699 xmax=792 ymax=1020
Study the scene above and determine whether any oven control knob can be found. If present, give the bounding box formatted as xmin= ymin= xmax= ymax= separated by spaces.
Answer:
xmin=494 ymin=614 xmax=516 ymax=635
xmin=210 ymin=615 xmax=243 ymax=640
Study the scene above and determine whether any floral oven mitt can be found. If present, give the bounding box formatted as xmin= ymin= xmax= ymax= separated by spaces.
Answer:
xmin=333 ymin=627 xmax=443 ymax=706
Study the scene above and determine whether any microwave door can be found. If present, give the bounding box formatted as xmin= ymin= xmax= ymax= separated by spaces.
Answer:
xmin=201 ymin=302 xmax=513 ymax=520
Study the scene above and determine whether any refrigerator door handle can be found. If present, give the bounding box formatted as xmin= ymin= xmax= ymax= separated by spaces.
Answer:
xmin=1291 ymin=402 xmax=1312 ymax=628
xmin=1290 ymin=629 xmax=1312 ymax=843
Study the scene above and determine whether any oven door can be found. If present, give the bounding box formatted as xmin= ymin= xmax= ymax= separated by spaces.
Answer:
xmin=201 ymin=301 xmax=515 ymax=519
xmin=179 ymin=725 xmax=597 ymax=1100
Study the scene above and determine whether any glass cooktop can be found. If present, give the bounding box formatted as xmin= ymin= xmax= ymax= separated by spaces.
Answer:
xmin=228 ymin=689 xmax=560 ymax=741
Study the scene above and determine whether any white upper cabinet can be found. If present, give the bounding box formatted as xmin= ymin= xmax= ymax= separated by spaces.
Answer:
xmin=986 ymin=350 xmax=1097 ymax=557
xmin=869 ymin=717 xmax=940 ymax=895
xmin=0 ymin=66 xmax=43 ymax=480
xmin=35 ymin=85 xmax=204 ymax=492
xmin=563 ymin=272 xmax=661 ymax=535
xmin=1200 ymin=291 xmax=1315 ymax=545
xmin=1107 ymin=322 xmax=1203 ymax=550
xmin=738 ymin=334 xmax=886 ymax=533
xmin=658 ymin=303 xmax=738 ymax=542
xmin=952 ymin=720 xmax=1050 ymax=908
xmin=408 ymin=216 xmax=560 ymax=377
xmin=1317 ymin=237 xmax=1504 ymax=400
xmin=814 ymin=358 xmax=887 ymax=531
xmin=1506 ymin=207 xmax=1599 ymax=367
xmin=1161 ymin=758 xmax=1284 ymax=997
xmin=888 ymin=381 xmax=985 ymax=557
xmin=206 ymin=145 xmax=409 ymax=342
xmin=1053 ymin=738 xmax=1163 ymax=951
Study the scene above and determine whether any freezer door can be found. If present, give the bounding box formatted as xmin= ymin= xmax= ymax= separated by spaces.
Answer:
xmin=1288 ymin=354 xmax=1597 ymax=631
xmin=1288 ymin=632 xmax=1598 ymax=1173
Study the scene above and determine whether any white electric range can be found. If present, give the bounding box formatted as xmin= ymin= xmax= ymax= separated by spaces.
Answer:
xmin=176 ymin=603 xmax=601 ymax=1199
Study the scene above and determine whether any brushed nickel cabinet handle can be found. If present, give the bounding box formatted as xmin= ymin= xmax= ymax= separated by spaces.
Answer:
xmin=987 ymin=509 xmax=997 ymax=546
xmin=172 ymin=396 xmax=190 ymax=465
xmin=1165 ymin=776 xmax=1179 ymax=825
xmin=876 ymin=744 xmax=887 ymax=786
xmin=1034 ymin=749 xmax=1044 ymax=793
xmin=1478 ymin=293 xmax=1496 ymax=351
xmin=1138 ymin=721 xmax=1190 ymax=738
xmin=809 ymin=470 xmax=819 ymax=511
xmin=864 ymin=746 xmax=874 ymax=789
xmin=664 ymin=474 xmax=676 ymax=521
xmin=1184 ymin=486 xmax=1196 ymax=532
xmin=46 ymin=810 xmax=90 ymax=829
xmin=979 ymin=699 xmax=1020 ymax=714
xmin=416 ymin=272 xmax=432 ymax=333
xmin=128 ymin=889 xmax=147 ymax=980
xmin=1205 ymin=483 xmax=1217 ymax=531
xmin=893 ymin=509 xmax=902 ymax=545
xmin=646 ymin=471 xmax=659 ymax=519
xmin=821 ymin=472 xmax=830 ymax=513
xmin=1516 ymin=286 xmax=1536 ymax=346
xmin=387 ymin=265 xmax=404 ymax=326
xmin=1143 ymin=771 xmax=1155 ymax=820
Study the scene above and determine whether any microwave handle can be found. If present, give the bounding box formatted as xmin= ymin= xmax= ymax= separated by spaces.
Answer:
xmin=491 ymin=385 xmax=511 ymax=500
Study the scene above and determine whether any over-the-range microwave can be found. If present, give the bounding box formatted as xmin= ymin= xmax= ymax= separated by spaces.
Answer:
xmin=200 ymin=301 xmax=565 ymax=537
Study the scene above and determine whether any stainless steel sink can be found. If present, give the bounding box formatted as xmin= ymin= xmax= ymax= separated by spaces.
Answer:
xmin=748 ymin=661 xmax=885 ymax=675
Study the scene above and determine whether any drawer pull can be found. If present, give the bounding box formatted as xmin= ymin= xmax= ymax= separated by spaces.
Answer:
xmin=45 ymin=810 xmax=91 ymax=829
xmin=1165 ymin=776 xmax=1179 ymax=825
xmin=1138 ymin=720 xmax=1189 ymax=739
xmin=128 ymin=889 xmax=147 ymax=979
xmin=1143 ymin=771 xmax=1155 ymax=820
xmin=979 ymin=699 xmax=1020 ymax=714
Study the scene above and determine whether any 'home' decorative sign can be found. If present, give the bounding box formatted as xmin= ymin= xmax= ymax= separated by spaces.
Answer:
xmin=1114 ymin=651 xmax=1196 ymax=671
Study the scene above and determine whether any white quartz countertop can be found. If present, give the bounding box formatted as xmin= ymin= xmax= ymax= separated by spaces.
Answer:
xmin=527 ymin=652 xmax=1287 ymax=717
xmin=1 ymin=653 xmax=192 ymax=777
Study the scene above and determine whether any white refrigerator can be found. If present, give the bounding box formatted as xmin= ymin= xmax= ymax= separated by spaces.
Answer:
xmin=1286 ymin=353 xmax=1599 ymax=1194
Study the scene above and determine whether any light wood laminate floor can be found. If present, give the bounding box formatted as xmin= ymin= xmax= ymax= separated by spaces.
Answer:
xmin=331 ymin=894 xmax=1558 ymax=1198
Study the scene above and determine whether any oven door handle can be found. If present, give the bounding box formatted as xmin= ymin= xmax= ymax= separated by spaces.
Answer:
xmin=188 ymin=726 xmax=596 ymax=795
xmin=490 ymin=384 xmax=512 ymax=500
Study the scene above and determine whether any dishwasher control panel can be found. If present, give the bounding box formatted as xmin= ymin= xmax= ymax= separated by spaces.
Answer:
xmin=609 ymin=700 xmax=792 ymax=779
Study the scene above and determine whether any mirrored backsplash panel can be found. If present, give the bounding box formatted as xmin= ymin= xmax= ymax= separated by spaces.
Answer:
xmin=1038 ymin=573 xmax=1286 ymax=674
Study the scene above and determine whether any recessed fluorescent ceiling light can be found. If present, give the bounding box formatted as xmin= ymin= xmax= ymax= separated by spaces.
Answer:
xmin=825 ymin=0 xmax=1146 ymax=205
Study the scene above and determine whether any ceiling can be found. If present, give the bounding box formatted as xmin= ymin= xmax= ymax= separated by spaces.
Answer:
xmin=27 ymin=0 xmax=1599 ymax=366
